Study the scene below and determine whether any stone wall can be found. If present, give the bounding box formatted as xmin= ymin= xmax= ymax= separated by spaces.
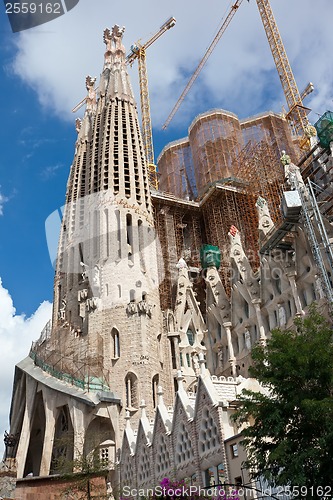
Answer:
xmin=119 ymin=370 xmax=259 ymax=491
xmin=15 ymin=473 xmax=108 ymax=499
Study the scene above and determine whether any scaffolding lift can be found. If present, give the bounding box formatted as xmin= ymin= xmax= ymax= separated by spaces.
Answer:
xmin=261 ymin=171 xmax=333 ymax=309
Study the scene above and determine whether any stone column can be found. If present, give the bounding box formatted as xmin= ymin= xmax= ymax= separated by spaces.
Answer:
xmin=287 ymin=272 xmax=304 ymax=315
xmin=39 ymin=396 xmax=56 ymax=476
xmin=223 ymin=322 xmax=236 ymax=377
xmin=16 ymin=377 xmax=37 ymax=478
xmin=72 ymin=405 xmax=86 ymax=467
xmin=252 ymin=299 xmax=267 ymax=345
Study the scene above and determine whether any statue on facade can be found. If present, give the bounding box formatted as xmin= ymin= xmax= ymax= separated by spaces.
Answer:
xmin=80 ymin=261 xmax=89 ymax=282
xmin=176 ymin=257 xmax=188 ymax=269
xmin=75 ymin=118 xmax=82 ymax=133
xmin=280 ymin=150 xmax=291 ymax=166
xmin=244 ymin=330 xmax=252 ymax=351
xmin=278 ymin=304 xmax=287 ymax=327
xmin=85 ymin=75 xmax=97 ymax=112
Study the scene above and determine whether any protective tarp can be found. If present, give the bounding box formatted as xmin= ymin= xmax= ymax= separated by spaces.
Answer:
xmin=200 ymin=244 xmax=221 ymax=269
xmin=315 ymin=110 xmax=333 ymax=149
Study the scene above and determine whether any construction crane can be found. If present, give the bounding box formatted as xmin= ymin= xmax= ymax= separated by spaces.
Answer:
xmin=127 ymin=17 xmax=176 ymax=189
xmin=256 ymin=0 xmax=309 ymax=137
xmin=163 ymin=0 xmax=311 ymax=139
xmin=162 ymin=1 xmax=243 ymax=130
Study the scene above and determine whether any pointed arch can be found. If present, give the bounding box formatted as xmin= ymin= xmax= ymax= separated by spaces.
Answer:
xmin=84 ymin=416 xmax=115 ymax=468
xmin=23 ymin=391 xmax=46 ymax=477
xmin=50 ymin=405 xmax=74 ymax=474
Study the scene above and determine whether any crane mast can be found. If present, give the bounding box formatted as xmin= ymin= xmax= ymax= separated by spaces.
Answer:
xmin=136 ymin=48 xmax=155 ymax=182
xmin=127 ymin=17 xmax=176 ymax=189
xmin=255 ymin=0 xmax=308 ymax=136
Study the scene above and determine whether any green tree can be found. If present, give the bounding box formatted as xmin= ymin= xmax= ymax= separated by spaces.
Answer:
xmin=52 ymin=433 xmax=111 ymax=499
xmin=233 ymin=305 xmax=333 ymax=497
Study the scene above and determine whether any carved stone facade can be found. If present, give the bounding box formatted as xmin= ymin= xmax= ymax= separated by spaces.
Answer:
xmin=120 ymin=369 xmax=266 ymax=489
xmin=5 ymin=19 xmax=333 ymax=497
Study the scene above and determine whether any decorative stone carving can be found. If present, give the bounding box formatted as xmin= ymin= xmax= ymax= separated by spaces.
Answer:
xmin=137 ymin=300 xmax=153 ymax=318
xmin=277 ymin=304 xmax=287 ymax=327
xmin=92 ymin=265 xmax=100 ymax=295
xmin=80 ymin=261 xmax=89 ymax=282
xmin=126 ymin=302 xmax=137 ymax=315
xmin=57 ymin=297 xmax=66 ymax=321
xmin=75 ymin=118 xmax=82 ymax=133
xmin=229 ymin=225 xmax=260 ymax=298
xmin=176 ymin=258 xmax=187 ymax=269
xmin=86 ymin=297 xmax=98 ymax=312
xmin=244 ymin=330 xmax=252 ymax=351
xmin=78 ymin=289 xmax=88 ymax=302
xmin=256 ymin=196 xmax=274 ymax=237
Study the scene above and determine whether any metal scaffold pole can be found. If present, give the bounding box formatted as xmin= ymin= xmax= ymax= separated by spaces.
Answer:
xmin=290 ymin=173 xmax=333 ymax=309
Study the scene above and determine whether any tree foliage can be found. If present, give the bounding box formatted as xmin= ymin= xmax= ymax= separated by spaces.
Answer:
xmin=233 ymin=305 xmax=333 ymax=496
xmin=52 ymin=433 xmax=110 ymax=499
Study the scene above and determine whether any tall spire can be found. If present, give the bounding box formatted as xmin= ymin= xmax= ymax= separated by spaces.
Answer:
xmin=49 ymin=23 xmax=169 ymax=432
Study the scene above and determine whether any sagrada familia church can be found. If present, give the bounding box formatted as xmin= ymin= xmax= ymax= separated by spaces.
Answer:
xmin=2 ymin=21 xmax=333 ymax=498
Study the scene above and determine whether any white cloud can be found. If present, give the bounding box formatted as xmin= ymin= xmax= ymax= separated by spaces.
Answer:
xmin=0 ymin=191 xmax=8 ymax=216
xmin=9 ymin=0 xmax=333 ymax=138
xmin=0 ymin=279 xmax=52 ymax=458
xmin=40 ymin=162 xmax=64 ymax=180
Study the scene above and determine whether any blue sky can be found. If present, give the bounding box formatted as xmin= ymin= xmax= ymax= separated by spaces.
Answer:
xmin=0 ymin=0 xmax=332 ymax=452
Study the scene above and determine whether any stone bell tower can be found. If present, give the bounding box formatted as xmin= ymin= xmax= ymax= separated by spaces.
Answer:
xmin=9 ymin=25 xmax=173 ymax=480
xmin=52 ymin=24 xmax=172 ymax=418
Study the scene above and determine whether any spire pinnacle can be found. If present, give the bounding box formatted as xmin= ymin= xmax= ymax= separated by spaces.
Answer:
xmin=157 ymin=386 xmax=164 ymax=405
xmin=103 ymin=25 xmax=126 ymax=69
xmin=101 ymin=24 xmax=135 ymax=102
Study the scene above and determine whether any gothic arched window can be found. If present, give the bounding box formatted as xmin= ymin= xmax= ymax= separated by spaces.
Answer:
xmin=152 ymin=374 xmax=159 ymax=407
xmin=111 ymin=328 xmax=120 ymax=358
xmin=125 ymin=372 xmax=139 ymax=409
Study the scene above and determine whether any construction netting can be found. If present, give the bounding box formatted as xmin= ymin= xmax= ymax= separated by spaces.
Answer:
xmin=188 ymin=109 xmax=243 ymax=195
xmin=241 ymin=111 xmax=300 ymax=162
xmin=157 ymin=109 xmax=297 ymax=201
xmin=200 ymin=244 xmax=221 ymax=269
xmin=157 ymin=138 xmax=197 ymax=200
xmin=315 ymin=110 xmax=333 ymax=149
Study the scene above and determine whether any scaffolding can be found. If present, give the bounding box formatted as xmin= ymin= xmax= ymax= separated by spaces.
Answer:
xmin=284 ymin=172 xmax=333 ymax=309
xmin=152 ymin=194 xmax=204 ymax=310
xmin=240 ymin=111 xmax=299 ymax=162
xmin=233 ymin=140 xmax=286 ymax=226
xmin=30 ymin=324 xmax=112 ymax=392
xmin=189 ymin=110 xmax=243 ymax=195
xmin=158 ymin=109 xmax=296 ymax=202
xmin=155 ymin=137 xmax=288 ymax=304
xmin=201 ymin=184 xmax=259 ymax=294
